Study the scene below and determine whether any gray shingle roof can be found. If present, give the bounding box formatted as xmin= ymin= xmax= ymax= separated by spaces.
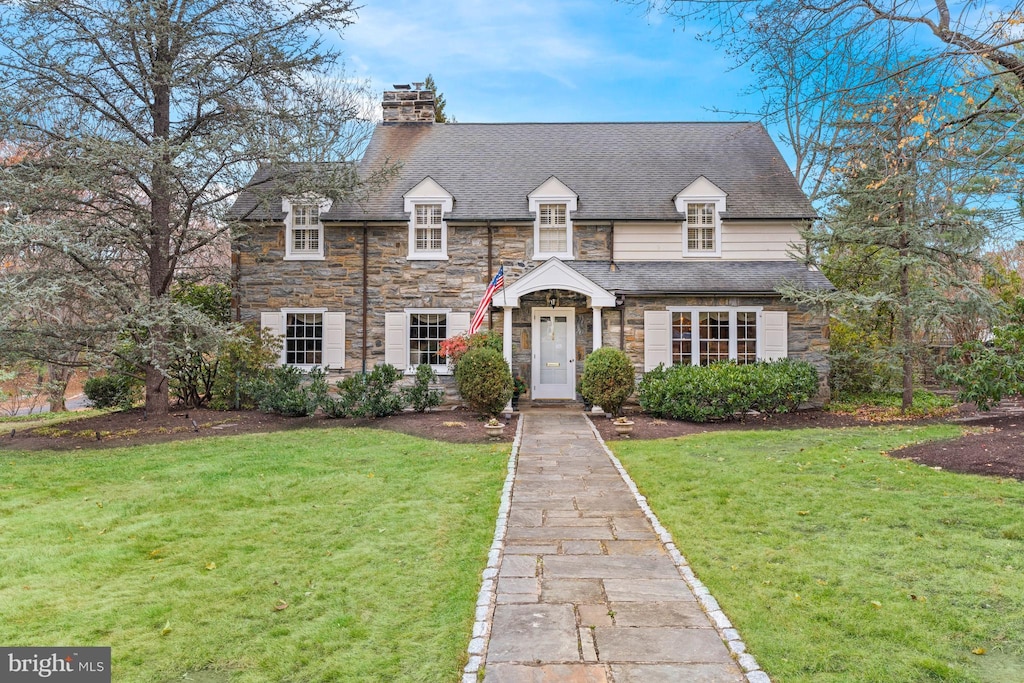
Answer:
xmin=564 ymin=260 xmax=834 ymax=294
xmin=231 ymin=122 xmax=816 ymax=222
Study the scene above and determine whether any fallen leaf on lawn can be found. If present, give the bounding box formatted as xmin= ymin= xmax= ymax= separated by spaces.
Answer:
xmin=160 ymin=621 xmax=171 ymax=636
xmin=274 ymin=600 xmax=288 ymax=611
xmin=797 ymin=510 xmax=809 ymax=516
xmin=870 ymin=601 xmax=882 ymax=609
xmin=972 ymin=647 xmax=986 ymax=655
xmin=205 ymin=562 xmax=216 ymax=570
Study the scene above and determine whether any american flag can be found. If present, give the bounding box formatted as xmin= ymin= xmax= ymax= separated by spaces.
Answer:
xmin=469 ymin=265 xmax=504 ymax=334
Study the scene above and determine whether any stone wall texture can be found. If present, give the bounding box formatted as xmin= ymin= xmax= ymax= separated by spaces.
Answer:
xmin=234 ymin=221 xmax=829 ymax=402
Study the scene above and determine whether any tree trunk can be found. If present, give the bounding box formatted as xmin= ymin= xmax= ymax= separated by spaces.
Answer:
xmin=45 ymin=363 xmax=72 ymax=413
xmin=898 ymin=217 xmax=913 ymax=414
xmin=145 ymin=3 xmax=174 ymax=416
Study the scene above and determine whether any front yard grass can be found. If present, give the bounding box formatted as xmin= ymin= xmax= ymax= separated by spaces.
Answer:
xmin=613 ymin=425 xmax=1024 ymax=683
xmin=0 ymin=428 xmax=508 ymax=682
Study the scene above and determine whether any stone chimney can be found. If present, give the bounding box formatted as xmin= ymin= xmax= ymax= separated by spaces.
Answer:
xmin=382 ymin=83 xmax=436 ymax=124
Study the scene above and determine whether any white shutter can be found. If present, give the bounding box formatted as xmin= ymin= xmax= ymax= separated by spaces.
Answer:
xmin=448 ymin=311 xmax=471 ymax=337
xmin=323 ymin=312 xmax=345 ymax=369
xmin=643 ymin=310 xmax=672 ymax=371
xmin=384 ymin=312 xmax=408 ymax=369
xmin=762 ymin=311 xmax=788 ymax=360
xmin=260 ymin=312 xmax=284 ymax=365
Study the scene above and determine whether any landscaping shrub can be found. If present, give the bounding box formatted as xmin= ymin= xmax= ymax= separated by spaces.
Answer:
xmin=84 ymin=374 xmax=141 ymax=410
xmin=247 ymin=365 xmax=321 ymax=417
xmin=454 ymin=347 xmax=513 ymax=418
xmin=579 ymin=347 xmax=635 ymax=417
xmin=321 ymin=364 xmax=407 ymax=418
xmin=209 ymin=324 xmax=281 ymax=410
xmin=439 ymin=330 xmax=503 ymax=371
xmin=638 ymin=359 xmax=819 ymax=422
xmin=404 ymin=363 xmax=443 ymax=413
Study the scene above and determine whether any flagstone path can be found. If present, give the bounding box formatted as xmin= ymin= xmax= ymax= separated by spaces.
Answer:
xmin=472 ymin=409 xmax=766 ymax=683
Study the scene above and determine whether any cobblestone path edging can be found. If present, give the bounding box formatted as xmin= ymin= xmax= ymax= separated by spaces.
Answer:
xmin=462 ymin=415 xmax=524 ymax=682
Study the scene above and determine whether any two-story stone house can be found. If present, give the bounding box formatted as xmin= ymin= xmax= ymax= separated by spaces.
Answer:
xmin=230 ymin=86 xmax=832 ymax=402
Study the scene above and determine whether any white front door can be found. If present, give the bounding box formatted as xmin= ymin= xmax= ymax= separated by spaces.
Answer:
xmin=532 ymin=307 xmax=576 ymax=400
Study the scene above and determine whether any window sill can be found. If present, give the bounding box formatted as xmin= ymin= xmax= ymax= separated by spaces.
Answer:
xmin=406 ymin=253 xmax=450 ymax=261
xmin=284 ymin=253 xmax=325 ymax=261
xmin=533 ymin=252 xmax=574 ymax=261
xmin=406 ymin=366 xmax=452 ymax=376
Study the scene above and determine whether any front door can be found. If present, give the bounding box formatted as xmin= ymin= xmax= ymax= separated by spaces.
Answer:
xmin=531 ymin=307 xmax=576 ymax=400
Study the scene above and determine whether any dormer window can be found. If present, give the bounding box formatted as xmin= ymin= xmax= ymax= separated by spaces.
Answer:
xmin=283 ymin=196 xmax=330 ymax=260
xmin=686 ymin=203 xmax=716 ymax=252
xmin=539 ymin=204 xmax=568 ymax=253
xmin=404 ymin=177 xmax=453 ymax=261
xmin=675 ymin=176 xmax=726 ymax=258
xmin=529 ymin=176 xmax=577 ymax=261
xmin=414 ymin=204 xmax=444 ymax=253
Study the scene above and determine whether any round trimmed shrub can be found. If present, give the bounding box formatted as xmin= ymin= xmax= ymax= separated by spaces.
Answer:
xmin=84 ymin=374 xmax=141 ymax=410
xmin=454 ymin=347 xmax=514 ymax=418
xmin=580 ymin=347 xmax=635 ymax=417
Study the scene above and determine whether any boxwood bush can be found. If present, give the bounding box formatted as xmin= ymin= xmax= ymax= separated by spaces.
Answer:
xmin=638 ymin=359 xmax=819 ymax=422
xmin=579 ymin=347 xmax=635 ymax=417
xmin=454 ymin=347 xmax=513 ymax=418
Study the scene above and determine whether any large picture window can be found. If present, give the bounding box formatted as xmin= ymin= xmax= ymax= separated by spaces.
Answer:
xmin=671 ymin=308 xmax=760 ymax=366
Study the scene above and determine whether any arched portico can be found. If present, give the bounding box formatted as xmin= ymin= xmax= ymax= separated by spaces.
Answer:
xmin=498 ymin=259 xmax=616 ymax=400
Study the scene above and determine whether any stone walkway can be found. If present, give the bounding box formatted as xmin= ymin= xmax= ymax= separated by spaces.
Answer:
xmin=476 ymin=409 xmax=763 ymax=683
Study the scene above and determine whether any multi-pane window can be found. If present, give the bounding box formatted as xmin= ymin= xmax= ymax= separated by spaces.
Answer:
xmin=290 ymin=203 xmax=321 ymax=254
xmin=671 ymin=309 xmax=759 ymax=365
xmin=539 ymin=203 xmax=568 ymax=254
xmin=409 ymin=313 xmax=447 ymax=368
xmin=699 ymin=311 xmax=730 ymax=365
xmin=285 ymin=312 xmax=322 ymax=365
xmin=671 ymin=312 xmax=692 ymax=366
xmin=686 ymin=202 xmax=716 ymax=252
xmin=736 ymin=311 xmax=758 ymax=365
xmin=414 ymin=204 xmax=443 ymax=253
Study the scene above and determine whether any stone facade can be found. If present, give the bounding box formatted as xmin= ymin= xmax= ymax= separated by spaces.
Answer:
xmin=233 ymin=220 xmax=829 ymax=402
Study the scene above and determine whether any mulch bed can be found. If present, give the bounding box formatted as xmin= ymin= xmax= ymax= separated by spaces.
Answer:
xmin=3 ymin=400 xmax=1023 ymax=482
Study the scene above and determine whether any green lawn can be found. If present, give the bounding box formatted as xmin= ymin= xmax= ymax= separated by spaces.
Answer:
xmin=0 ymin=428 xmax=508 ymax=682
xmin=612 ymin=425 xmax=1024 ymax=683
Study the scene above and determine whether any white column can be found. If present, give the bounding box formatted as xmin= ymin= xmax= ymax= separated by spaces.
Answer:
xmin=503 ymin=307 xmax=514 ymax=415
xmin=592 ymin=307 xmax=603 ymax=351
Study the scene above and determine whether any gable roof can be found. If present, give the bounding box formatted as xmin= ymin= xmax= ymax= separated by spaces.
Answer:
xmin=338 ymin=122 xmax=814 ymax=222
xmin=231 ymin=122 xmax=816 ymax=223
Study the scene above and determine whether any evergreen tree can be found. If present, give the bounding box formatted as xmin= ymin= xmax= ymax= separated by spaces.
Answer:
xmin=424 ymin=74 xmax=454 ymax=123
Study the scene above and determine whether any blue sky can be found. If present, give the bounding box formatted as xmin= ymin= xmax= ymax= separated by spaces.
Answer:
xmin=340 ymin=0 xmax=763 ymax=125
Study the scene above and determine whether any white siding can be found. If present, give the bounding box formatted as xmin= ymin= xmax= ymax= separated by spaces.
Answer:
xmin=613 ymin=220 xmax=804 ymax=262
xmin=721 ymin=221 xmax=804 ymax=260
xmin=614 ymin=223 xmax=682 ymax=261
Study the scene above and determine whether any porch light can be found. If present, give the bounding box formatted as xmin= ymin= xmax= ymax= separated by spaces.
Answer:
xmin=548 ymin=291 xmax=559 ymax=308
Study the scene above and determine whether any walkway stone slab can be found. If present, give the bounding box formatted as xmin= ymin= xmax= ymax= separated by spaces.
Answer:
xmin=541 ymin=555 xmax=678 ymax=580
xmin=609 ymin=663 xmax=745 ymax=682
xmin=609 ymin=601 xmax=709 ymax=627
xmin=593 ymin=626 xmax=734 ymax=663
xmin=488 ymin=604 xmax=579 ymax=663
xmin=603 ymin=578 xmax=697 ymax=602
xmin=484 ymin=663 xmax=611 ymax=683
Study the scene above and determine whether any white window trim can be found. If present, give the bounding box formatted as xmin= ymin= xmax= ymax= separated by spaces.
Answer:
xmin=528 ymin=193 xmax=577 ymax=261
xmin=280 ymin=307 xmax=328 ymax=369
xmin=405 ymin=308 xmax=453 ymax=375
xmin=282 ymin=196 xmax=331 ymax=261
xmin=404 ymin=197 xmax=453 ymax=261
xmin=666 ymin=306 xmax=763 ymax=365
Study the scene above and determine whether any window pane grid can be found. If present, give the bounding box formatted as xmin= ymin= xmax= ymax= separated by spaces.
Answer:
xmin=699 ymin=311 xmax=730 ymax=365
xmin=671 ymin=312 xmax=692 ymax=365
xmin=291 ymin=204 xmax=321 ymax=254
xmin=414 ymin=204 xmax=443 ymax=252
xmin=737 ymin=311 xmax=757 ymax=364
xmin=686 ymin=203 xmax=716 ymax=251
xmin=285 ymin=313 xmax=323 ymax=365
xmin=409 ymin=313 xmax=447 ymax=367
xmin=539 ymin=203 xmax=567 ymax=253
